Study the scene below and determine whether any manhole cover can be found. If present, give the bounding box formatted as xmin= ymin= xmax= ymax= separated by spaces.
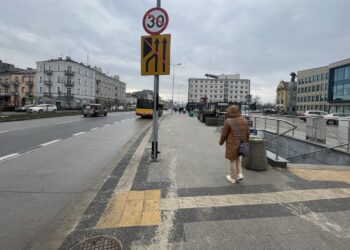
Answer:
xmin=70 ymin=235 xmax=122 ymax=250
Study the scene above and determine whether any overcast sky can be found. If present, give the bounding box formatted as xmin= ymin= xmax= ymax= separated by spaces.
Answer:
xmin=1 ymin=0 xmax=350 ymax=103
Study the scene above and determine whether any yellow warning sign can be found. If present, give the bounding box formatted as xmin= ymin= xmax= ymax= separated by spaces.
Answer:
xmin=141 ymin=34 xmax=171 ymax=75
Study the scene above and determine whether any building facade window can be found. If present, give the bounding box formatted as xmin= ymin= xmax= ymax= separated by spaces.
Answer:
xmin=329 ymin=65 xmax=350 ymax=102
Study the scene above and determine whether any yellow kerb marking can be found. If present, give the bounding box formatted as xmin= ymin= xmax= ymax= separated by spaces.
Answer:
xmin=96 ymin=190 xmax=161 ymax=229
xmin=289 ymin=168 xmax=350 ymax=184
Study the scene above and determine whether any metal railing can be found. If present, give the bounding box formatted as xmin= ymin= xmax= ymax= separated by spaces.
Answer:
xmin=64 ymin=70 xmax=75 ymax=76
xmin=251 ymin=116 xmax=297 ymax=161
xmin=287 ymin=143 xmax=350 ymax=160
xmin=218 ymin=113 xmax=298 ymax=161
xmin=65 ymin=81 xmax=74 ymax=87
xmin=44 ymin=70 xmax=53 ymax=75
xmin=44 ymin=80 xmax=52 ymax=86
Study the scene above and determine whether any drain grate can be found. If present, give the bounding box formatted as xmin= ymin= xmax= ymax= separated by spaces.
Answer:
xmin=70 ymin=235 xmax=122 ymax=250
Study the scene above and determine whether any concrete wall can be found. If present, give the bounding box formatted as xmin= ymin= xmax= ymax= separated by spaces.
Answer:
xmin=262 ymin=131 xmax=350 ymax=166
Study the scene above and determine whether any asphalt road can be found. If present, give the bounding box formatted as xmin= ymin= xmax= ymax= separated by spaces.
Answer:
xmin=0 ymin=112 xmax=152 ymax=249
xmin=0 ymin=111 xmax=138 ymax=158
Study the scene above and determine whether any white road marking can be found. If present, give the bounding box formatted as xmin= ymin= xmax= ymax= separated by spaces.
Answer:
xmin=40 ymin=139 xmax=62 ymax=147
xmin=0 ymin=131 xmax=8 ymax=134
xmin=73 ymin=132 xmax=86 ymax=136
xmin=90 ymin=127 xmax=98 ymax=131
xmin=0 ymin=153 xmax=20 ymax=161
xmin=121 ymin=120 xmax=125 ymax=122
xmin=104 ymin=124 xmax=110 ymax=127
xmin=113 ymin=121 xmax=119 ymax=124
xmin=56 ymin=122 xmax=67 ymax=125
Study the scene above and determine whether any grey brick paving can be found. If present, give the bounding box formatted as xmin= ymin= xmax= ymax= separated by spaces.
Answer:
xmin=61 ymin=114 xmax=350 ymax=249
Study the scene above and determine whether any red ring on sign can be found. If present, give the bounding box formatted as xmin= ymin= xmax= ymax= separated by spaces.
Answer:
xmin=142 ymin=7 xmax=169 ymax=35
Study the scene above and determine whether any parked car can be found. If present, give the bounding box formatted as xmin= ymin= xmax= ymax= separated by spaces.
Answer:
xmin=323 ymin=113 xmax=350 ymax=126
xmin=27 ymin=104 xmax=57 ymax=113
xmin=15 ymin=104 xmax=35 ymax=112
xmin=299 ymin=110 xmax=329 ymax=122
xmin=82 ymin=103 xmax=107 ymax=117
xmin=117 ymin=106 xmax=124 ymax=110
xmin=263 ymin=109 xmax=277 ymax=115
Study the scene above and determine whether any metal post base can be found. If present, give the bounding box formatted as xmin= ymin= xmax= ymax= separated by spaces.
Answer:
xmin=151 ymin=141 xmax=159 ymax=160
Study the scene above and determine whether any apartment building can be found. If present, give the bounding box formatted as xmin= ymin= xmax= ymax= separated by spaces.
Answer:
xmin=297 ymin=66 xmax=329 ymax=112
xmin=126 ymin=93 xmax=137 ymax=105
xmin=0 ymin=61 xmax=36 ymax=109
xmin=36 ymin=57 xmax=126 ymax=109
xmin=188 ymin=74 xmax=250 ymax=103
xmin=95 ymin=70 xmax=126 ymax=107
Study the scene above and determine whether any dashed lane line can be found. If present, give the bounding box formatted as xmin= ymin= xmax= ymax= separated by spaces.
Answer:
xmin=90 ymin=127 xmax=99 ymax=131
xmin=0 ymin=153 xmax=20 ymax=162
xmin=0 ymin=131 xmax=8 ymax=134
xmin=39 ymin=139 xmax=62 ymax=147
xmin=73 ymin=132 xmax=86 ymax=136
xmin=55 ymin=120 xmax=75 ymax=125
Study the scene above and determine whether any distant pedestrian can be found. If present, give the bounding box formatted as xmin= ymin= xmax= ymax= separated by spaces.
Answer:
xmin=219 ymin=105 xmax=249 ymax=184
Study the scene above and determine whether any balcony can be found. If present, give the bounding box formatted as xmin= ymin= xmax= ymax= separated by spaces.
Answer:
xmin=65 ymin=94 xmax=74 ymax=100
xmin=96 ymin=87 xmax=100 ymax=93
xmin=65 ymin=81 xmax=74 ymax=87
xmin=44 ymin=80 xmax=53 ymax=86
xmin=43 ymin=92 xmax=53 ymax=98
xmin=26 ymin=80 xmax=34 ymax=86
xmin=11 ymin=91 xmax=19 ymax=96
xmin=44 ymin=70 xmax=53 ymax=76
xmin=11 ymin=80 xmax=20 ymax=86
xmin=1 ymin=82 xmax=9 ymax=87
xmin=64 ymin=70 xmax=75 ymax=76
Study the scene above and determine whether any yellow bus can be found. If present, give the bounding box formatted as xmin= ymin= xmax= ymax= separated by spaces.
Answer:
xmin=136 ymin=98 xmax=163 ymax=118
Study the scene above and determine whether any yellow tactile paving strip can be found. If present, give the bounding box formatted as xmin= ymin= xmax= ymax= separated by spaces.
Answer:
xmin=289 ymin=168 xmax=350 ymax=184
xmin=96 ymin=190 xmax=161 ymax=228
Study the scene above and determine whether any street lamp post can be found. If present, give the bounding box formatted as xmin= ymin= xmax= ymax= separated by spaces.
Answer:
xmin=171 ymin=63 xmax=181 ymax=114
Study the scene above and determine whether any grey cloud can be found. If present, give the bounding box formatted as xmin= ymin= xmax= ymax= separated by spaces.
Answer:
xmin=1 ymin=0 xmax=350 ymax=102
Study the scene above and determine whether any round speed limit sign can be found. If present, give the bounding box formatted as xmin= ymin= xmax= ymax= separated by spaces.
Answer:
xmin=143 ymin=7 xmax=169 ymax=35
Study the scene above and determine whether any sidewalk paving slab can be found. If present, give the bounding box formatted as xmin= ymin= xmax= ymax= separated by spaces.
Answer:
xmin=60 ymin=113 xmax=350 ymax=250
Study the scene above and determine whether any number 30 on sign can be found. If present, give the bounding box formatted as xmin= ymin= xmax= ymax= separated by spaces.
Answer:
xmin=143 ymin=7 xmax=169 ymax=35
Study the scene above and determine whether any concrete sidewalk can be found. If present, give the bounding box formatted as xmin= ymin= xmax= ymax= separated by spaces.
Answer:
xmin=61 ymin=113 xmax=350 ymax=250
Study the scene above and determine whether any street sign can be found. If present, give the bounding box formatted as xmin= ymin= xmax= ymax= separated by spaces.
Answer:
xmin=141 ymin=34 xmax=171 ymax=75
xmin=143 ymin=7 xmax=169 ymax=35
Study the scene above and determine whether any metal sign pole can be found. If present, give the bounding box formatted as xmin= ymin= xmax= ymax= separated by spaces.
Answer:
xmin=152 ymin=0 xmax=161 ymax=160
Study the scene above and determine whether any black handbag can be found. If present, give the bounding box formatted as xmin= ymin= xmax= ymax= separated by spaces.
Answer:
xmin=231 ymin=120 xmax=249 ymax=157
